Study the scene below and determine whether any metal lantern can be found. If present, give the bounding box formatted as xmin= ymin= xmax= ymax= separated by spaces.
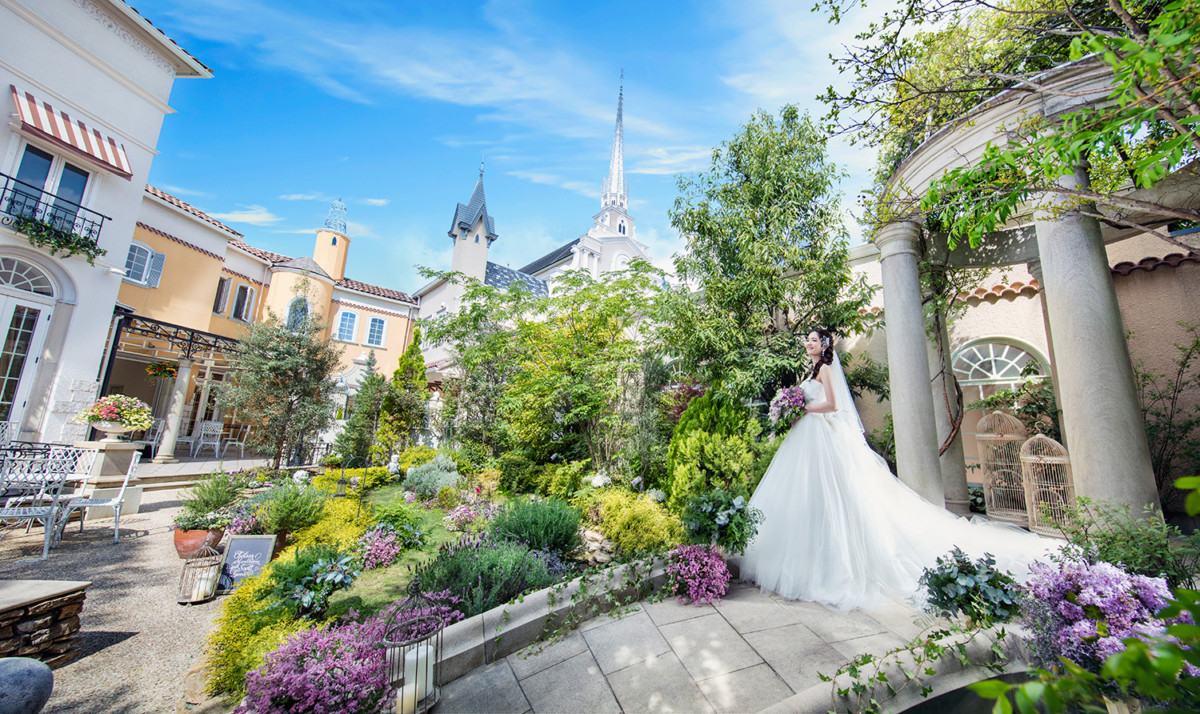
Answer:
xmin=976 ymin=411 xmax=1029 ymax=527
xmin=1021 ymin=434 xmax=1075 ymax=538
xmin=384 ymin=598 xmax=445 ymax=714
xmin=178 ymin=545 xmax=223 ymax=604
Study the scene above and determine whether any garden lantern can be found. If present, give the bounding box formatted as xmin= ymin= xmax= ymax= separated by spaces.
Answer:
xmin=336 ymin=476 xmax=348 ymax=498
xmin=177 ymin=545 xmax=222 ymax=604
xmin=383 ymin=596 xmax=444 ymax=714
xmin=1020 ymin=434 xmax=1074 ymax=538
xmin=976 ymin=411 xmax=1029 ymax=527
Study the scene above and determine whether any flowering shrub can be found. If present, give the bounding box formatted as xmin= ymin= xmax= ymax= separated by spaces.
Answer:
xmin=490 ymin=498 xmax=582 ymax=557
xmin=411 ymin=535 xmax=556 ymax=618
xmin=1022 ymin=560 xmax=1178 ymax=674
xmin=681 ymin=488 xmax=763 ymax=555
xmin=356 ymin=525 xmax=405 ymax=569
xmin=75 ymin=394 xmax=153 ymax=430
xmin=442 ymin=501 xmax=500 ymax=533
xmin=767 ymin=384 xmax=807 ymax=433
xmin=661 ymin=379 xmax=706 ymax=425
xmin=667 ymin=544 xmax=730 ymax=606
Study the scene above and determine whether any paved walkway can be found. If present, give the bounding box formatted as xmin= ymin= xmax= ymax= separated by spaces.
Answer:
xmin=0 ymin=489 xmax=220 ymax=714
xmin=440 ymin=582 xmax=932 ymax=714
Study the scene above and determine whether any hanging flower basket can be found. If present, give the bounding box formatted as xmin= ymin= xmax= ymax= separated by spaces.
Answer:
xmin=145 ymin=361 xmax=178 ymax=381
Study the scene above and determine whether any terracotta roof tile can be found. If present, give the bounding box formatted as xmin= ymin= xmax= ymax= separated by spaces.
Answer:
xmin=229 ymin=239 xmax=290 ymax=264
xmin=1111 ymin=252 xmax=1200 ymax=276
xmin=336 ymin=278 xmax=416 ymax=305
xmin=145 ymin=185 xmax=242 ymax=237
xmin=957 ymin=279 xmax=1040 ymax=303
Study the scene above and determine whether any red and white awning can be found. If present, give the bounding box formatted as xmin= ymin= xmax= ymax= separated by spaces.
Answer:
xmin=9 ymin=85 xmax=133 ymax=180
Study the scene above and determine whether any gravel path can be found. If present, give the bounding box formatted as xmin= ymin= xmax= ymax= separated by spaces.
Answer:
xmin=0 ymin=489 xmax=222 ymax=714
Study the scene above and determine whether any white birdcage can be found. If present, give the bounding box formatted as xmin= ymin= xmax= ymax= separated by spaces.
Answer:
xmin=1021 ymin=434 xmax=1075 ymax=538
xmin=976 ymin=411 xmax=1029 ymax=527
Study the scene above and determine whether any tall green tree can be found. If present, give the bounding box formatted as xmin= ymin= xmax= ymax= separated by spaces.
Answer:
xmin=658 ymin=105 xmax=876 ymax=402
xmin=422 ymin=263 xmax=662 ymax=468
xmin=334 ymin=350 xmax=386 ymax=466
xmin=219 ymin=292 xmax=342 ymax=469
xmin=371 ymin=327 xmax=428 ymax=461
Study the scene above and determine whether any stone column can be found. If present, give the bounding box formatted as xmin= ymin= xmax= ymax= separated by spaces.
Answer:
xmin=876 ymin=220 xmax=945 ymax=507
xmin=1025 ymin=258 xmax=1067 ymax=440
xmin=1033 ymin=165 xmax=1158 ymax=512
xmin=930 ymin=318 xmax=971 ymax=516
xmin=153 ymin=358 xmax=193 ymax=464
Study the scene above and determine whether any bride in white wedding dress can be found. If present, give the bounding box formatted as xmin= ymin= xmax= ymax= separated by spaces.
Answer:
xmin=740 ymin=328 xmax=1054 ymax=610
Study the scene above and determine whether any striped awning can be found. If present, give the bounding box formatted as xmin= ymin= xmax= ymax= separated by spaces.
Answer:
xmin=9 ymin=85 xmax=132 ymax=180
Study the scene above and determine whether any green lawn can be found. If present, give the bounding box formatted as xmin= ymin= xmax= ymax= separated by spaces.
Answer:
xmin=326 ymin=488 xmax=462 ymax=619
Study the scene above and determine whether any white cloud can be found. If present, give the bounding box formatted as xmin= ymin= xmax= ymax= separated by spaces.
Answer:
xmin=280 ymin=192 xmax=332 ymax=202
xmin=507 ymin=170 xmax=598 ymax=200
xmin=208 ymin=205 xmax=285 ymax=226
xmin=346 ymin=220 xmax=376 ymax=239
xmin=158 ymin=184 xmax=211 ymax=198
xmin=629 ymin=146 xmax=712 ymax=175
xmin=361 ymin=198 xmax=390 ymax=207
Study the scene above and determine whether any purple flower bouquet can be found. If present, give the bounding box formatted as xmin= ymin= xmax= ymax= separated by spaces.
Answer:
xmin=768 ymin=385 xmax=807 ymax=432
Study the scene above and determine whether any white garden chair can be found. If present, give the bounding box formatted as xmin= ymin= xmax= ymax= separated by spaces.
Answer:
xmin=56 ymin=453 xmax=141 ymax=545
xmin=221 ymin=425 xmax=251 ymax=459
xmin=192 ymin=420 xmax=224 ymax=458
xmin=130 ymin=417 xmax=165 ymax=457
xmin=0 ymin=452 xmax=80 ymax=559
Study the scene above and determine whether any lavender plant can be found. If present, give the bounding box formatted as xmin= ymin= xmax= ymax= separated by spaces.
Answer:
xmin=666 ymin=544 xmax=731 ymax=606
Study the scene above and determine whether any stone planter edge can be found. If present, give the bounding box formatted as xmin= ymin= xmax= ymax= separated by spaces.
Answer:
xmin=438 ymin=558 xmax=667 ymax=685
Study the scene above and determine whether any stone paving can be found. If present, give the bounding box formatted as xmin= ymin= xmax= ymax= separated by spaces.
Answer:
xmin=439 ymin=581 xmax=931 ymax=714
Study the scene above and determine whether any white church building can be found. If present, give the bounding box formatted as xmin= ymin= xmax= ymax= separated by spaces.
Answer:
xmin=415 ymin=84 xmax=648 ymax=370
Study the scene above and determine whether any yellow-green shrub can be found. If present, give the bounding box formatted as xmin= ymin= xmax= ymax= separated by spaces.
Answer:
xmin=397 ymin=445 xmax=437 ymax=475
xmin=290 ymin=497 xmax=376 ymax=552
xmin=313 ymin=466 xmax=392 ymax=494
xmin=536 ymin=460 xmax=590 ymax=500
xmin=205 ymin=571 xmax=312 ymax=696
xmin=595 ymin=489 xmax=683 ymax=555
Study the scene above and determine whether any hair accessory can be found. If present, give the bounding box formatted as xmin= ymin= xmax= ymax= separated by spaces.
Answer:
xmin=821 ymin=336 xmax=831 ymax=349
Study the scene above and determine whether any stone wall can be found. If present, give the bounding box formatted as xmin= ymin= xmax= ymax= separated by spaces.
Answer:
xmin=0 ymin=584 xmax=88 ymax=668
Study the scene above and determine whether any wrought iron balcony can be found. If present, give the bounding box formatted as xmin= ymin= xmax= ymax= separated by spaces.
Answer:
xmin=0 ymin=172 xmax=108 ymax=257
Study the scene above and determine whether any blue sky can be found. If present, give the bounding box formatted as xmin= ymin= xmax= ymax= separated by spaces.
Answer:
xmin=137 ymin=0 xmax=881 ymax=294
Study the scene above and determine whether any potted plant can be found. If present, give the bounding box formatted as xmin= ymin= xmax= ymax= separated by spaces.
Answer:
xmin=75 ymin=394 xmax=153 ymax=441
xmin=172 ymin=471 xmax=243 ymax=558
xmin=172 ymin=506 xmax=231 ymax=558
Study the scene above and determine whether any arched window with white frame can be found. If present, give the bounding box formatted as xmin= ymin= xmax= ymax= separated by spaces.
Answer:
xmin=365 ymin=316 xmax=387 ymax=347
xmin=286 ymin=297 xmax=309 ymax=332
xmin=953 ymin=338 xmax=1049 ymax=472
xmin=335 ymin=309 xmax=358 ymax=342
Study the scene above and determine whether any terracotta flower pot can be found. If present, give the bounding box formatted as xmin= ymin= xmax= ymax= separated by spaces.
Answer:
xmin=174 ymin=528 xmax=225 ymax=559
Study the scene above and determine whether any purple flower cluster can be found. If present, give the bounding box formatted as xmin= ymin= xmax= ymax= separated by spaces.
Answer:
xmin=1022 ymin=560 xmax=1177 ymax=673
xmin=441 ymin=501 xmax=500 ymax=532
xmin=666 ymin=545 xmax=731 ymax=606
xmin=227 ymin=504 xmax=267 ymax=535
xmin=768 ymin=385 xmax=806 ymax=429
xmin=356 ymin=525 xmax=404 ymax=570
xmin=238 ymin=593 xmax=465 ymax=714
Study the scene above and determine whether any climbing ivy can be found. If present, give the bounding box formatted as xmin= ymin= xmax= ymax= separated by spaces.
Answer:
xmin=10 ymin=215 xmax=105 ymax=264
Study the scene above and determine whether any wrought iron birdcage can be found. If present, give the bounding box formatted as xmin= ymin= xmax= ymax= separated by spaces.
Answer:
xmin=383 ymin=594 xmax=445 ymax=714
xmin=178 ymin=545 xmax=222 ymax=604
xmin=976 ymin=411 xmax=1029 ymax=527
xmin=1021 ymin=434 xmax=1075 ymax=538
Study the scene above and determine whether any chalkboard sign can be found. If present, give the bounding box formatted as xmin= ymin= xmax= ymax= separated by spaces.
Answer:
xmin=217 ymin=535 xmax=277 ymax=593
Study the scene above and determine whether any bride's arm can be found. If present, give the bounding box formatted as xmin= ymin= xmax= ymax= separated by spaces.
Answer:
xmin=805 ymin=364 xmax=839 ymax=414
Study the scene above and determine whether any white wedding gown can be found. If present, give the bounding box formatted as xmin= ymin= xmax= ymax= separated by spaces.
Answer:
xmin=740 ymin=377 xmax=1055 ymax=610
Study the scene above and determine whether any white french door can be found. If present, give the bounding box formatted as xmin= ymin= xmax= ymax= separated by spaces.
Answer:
xmin=0 ymin=294 xmax=52 ymax=425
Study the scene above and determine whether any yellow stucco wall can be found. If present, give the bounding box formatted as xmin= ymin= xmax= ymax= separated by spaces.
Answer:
xmin=313 ymin=229 xmax=350 ymax=281
xmin=118 ymin=226 xmax=224 ymax=330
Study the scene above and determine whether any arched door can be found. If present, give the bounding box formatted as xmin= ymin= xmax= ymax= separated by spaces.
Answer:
xmin=0 ymin=257 xmax=56 ymax=426
xmin=952 ymin=339 xmax=1048 ymax=475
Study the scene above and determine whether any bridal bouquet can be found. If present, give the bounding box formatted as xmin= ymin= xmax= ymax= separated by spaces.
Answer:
xmin=768 ymin=385 xmax=806 ymax=432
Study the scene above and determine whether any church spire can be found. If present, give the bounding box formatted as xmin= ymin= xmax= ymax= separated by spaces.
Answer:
xmin=601 ymin=72 xmax=627 ymax=210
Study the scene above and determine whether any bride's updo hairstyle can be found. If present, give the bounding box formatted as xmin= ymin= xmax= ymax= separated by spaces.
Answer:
xmin=808 ymin=327 xmax=835 ymax=380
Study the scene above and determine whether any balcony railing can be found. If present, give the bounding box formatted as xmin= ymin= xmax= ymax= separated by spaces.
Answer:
xmin=0 ymin=172 xmax=108 ymax=257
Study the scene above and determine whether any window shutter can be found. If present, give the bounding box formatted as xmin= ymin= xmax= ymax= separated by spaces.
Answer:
xmin=146 ymin=252 xmax=166 ymax=288
xmin=245 ymin=288 xmax=257 ymax=322
xmin=213 ymin=278 xmax=230 ymax=314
